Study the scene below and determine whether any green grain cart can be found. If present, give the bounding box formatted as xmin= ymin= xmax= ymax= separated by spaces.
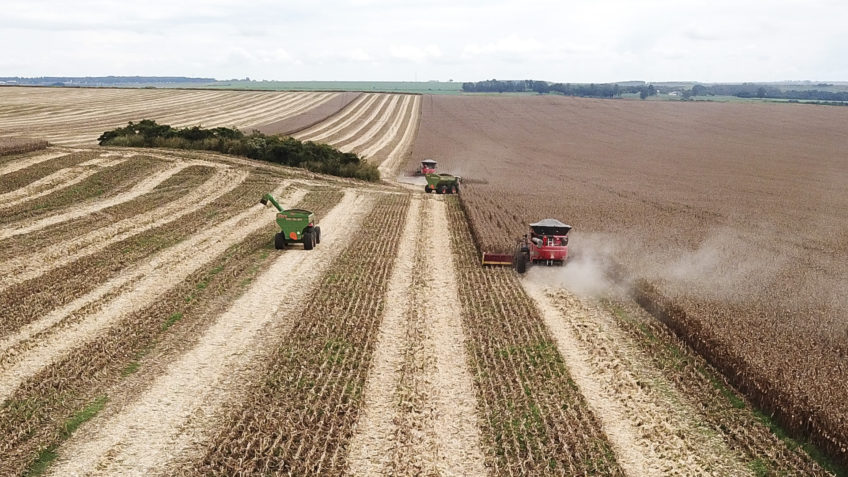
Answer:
xmin=424 ymin=173 xmax=461 ymax=194
xmin=260 ymin=193 xmax=321 ymax=250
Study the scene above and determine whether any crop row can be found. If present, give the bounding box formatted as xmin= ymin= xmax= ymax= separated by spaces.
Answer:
xmin=0 ymin=88 xmax=338 ymax=145
xmin=598 ymin=296 xmax=829 ymax=475
xmin=0 ymin=137 xmax=49 ymax=157
xmin=445 ymin=197 xmax=622 ymax=476
xmin=293 ymin=93 xmax=420 ymax=167
xmin=0 ymin=165 xmax=242 ymax=335
xmin=0 ymin=187 xmax=345 ymax=475
xmin=191 ymin=193 xmax=410 ymax=475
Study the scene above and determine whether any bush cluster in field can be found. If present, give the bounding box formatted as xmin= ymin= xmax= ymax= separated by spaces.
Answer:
xmin=98 ymin=120 xmax=379 ymax=181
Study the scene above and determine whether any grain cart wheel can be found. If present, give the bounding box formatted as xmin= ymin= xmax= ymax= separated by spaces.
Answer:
xmin=450 ymin=184 xmax=458 ymax=194
xmin=314 ymin=226 xmax=321 ymax=244
xmin=439 ymin=185 xmax=447 ymax=194
xmin=454 ymin=183 xmax=460 ymax=194
xmin=303 ymin=231 xmax=314 ymax=250
xmin=274 ymin=232 xmax=286 ymax=250
xmin=425 ymin=185 xmax=432 ymax=193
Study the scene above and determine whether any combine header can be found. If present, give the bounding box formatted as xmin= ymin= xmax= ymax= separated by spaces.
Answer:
xmin=482 ymin=219 xmax=571 ymax=273
xmin=260 ymin=193 xmax=321 ymax=250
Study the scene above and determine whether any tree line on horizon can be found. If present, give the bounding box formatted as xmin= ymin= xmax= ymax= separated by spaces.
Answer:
xmin=462 ymin=79 xmax=848 ymax=103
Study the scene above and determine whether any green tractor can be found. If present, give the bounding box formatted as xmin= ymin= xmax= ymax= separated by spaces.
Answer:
xmin=424 ymin=173 xmax=461 ymax=194
xmin=260 ymin=193 xmax=321 ymax=250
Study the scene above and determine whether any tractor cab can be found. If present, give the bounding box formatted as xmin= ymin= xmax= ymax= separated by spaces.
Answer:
xmin=418 ymin=159 xmax=437 ymax=175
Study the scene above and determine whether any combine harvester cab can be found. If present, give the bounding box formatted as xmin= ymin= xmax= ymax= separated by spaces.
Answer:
xmin=415 ymin=159 xmax=438 ymax=176
xmin=424 ymin=173 xmax=461 ymax=194
xmin=260 ymin=193 xmax=321 ymax=251
xmin=482 ymin=218 xmax=571 ymax=274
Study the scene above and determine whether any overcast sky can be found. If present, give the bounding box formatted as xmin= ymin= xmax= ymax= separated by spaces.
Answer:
xmin=2 ymin=0 xmax=846 ymax=83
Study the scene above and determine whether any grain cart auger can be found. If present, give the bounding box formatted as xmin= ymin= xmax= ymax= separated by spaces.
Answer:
xmin=260 ymin=193 xmax=321 ymax=250
xmin=481 ymin=219 xmax=571 ymax=274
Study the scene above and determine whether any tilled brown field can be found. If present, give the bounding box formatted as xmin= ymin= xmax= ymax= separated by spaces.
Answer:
xmin=408 ymin=94 xmax=848 ymax=470
xmin=1 ymin=89 xmax=842 ymax=476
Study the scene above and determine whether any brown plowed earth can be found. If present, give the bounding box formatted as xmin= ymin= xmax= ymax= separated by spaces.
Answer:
xmin=48 ymin=191 xmax=374 ymax=476
xmin=251 ymin=91 xmax=363 ymax=135
xmin=186 ymin=193 xmax=408 ymax=476
xmin=445 ymin=197 xmax=623 ymax=476
xmin=409 ymin=95 xmax=848 ymax=468
xmin=0 ymin=189 xmax=345 ymax=476
xmin=0 ymin=150 xmax=93 ymax=194
xmin=347 ymin=196 xmax=486 ymax=476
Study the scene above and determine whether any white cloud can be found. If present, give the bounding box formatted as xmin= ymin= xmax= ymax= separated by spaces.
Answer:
xmin=389 ymin=45 xmax=443 ymax=63
xmin=0 ymin=0 xmax=847 ymax=81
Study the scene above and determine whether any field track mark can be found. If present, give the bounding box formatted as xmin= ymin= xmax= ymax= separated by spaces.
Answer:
xmin=522 ymin=280 xmax=751 ymax=476
xmin=297 ymin=94 xmax=380 ymax=142
xmin=355 ymin=95 xmax=413 ymax=159
xmin=0 ymin=159 xmax=195 ymax=240
xmin=0 ymin=167 xmax=249 ymax=291
xmin=47 ymin=191 xmax=374 ymax=477
xmin=294 ymin=93 xmax=374 ymax=140
xmin=347 ymin=197 xmax=422 ymax=474
xmin=0 ymin=150 xmax=72 ymax=176
xmin=0 ymin=156 xmax=125 ymax=209
xmin=332 ymin=95 xmax=398 ymax=149
xmin=378 ymin=95 xmax=421 ymax=177
xmin=0 ymin=184 xmax=299 ymax=402
xmin=418 ymin=198 xmax=487 ymax=475
xmin=348 ymin=197 xmax=486 ymax=476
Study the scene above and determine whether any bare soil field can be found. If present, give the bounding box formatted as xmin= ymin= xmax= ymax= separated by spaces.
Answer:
xmin=408 ymin=94 xmax=848 ymax=469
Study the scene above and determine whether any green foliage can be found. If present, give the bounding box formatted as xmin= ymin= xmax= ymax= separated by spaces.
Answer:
xmin=98 ymin=120 xmax=380 ymax=181
xmin=26 ymin=396 xmax=108 ymax=476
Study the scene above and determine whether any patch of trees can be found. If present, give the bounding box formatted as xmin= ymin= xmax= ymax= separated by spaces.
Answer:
xmin=98 ymin=120 xmax=379 ymax=181
xmin=461 ymin=79 xmax=657 ymax=99
xmin=683 ymin=83 xmax=848 ymax=102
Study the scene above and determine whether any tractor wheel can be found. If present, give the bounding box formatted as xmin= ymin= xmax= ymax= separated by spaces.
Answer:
xmin=314 ymin=226 xmax=321 ymax=244
xmin=515 ymin=253 xmax=528 ymax=274
xmin=303 ymin=231 xmax=314 ymax=250
xmin=274 ymin=232 xmax=286 ymax=250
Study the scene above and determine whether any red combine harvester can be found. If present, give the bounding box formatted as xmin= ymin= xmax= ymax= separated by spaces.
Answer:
xmin=414 ymin=159 xmax=438 ymax=175
xmin=481 ymin=219 xmax=571 ymax=274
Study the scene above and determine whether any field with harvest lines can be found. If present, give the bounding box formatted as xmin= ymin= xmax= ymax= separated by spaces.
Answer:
xmin=0 ymin=86 xmax=845 ymax=476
